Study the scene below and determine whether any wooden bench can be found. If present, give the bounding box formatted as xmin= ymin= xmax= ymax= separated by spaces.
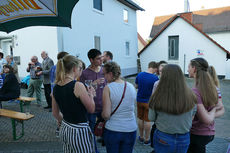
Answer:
xmin=0 ymin=109 xmax=34 ymax=140
xmin=16 ymin=96 xmax=36 ymax=112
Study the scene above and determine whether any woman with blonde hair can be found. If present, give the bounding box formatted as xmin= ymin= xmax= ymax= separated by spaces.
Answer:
xmin=102 ymin=61 xmax=137 ymax=153
xmin=52 ymin=55 xmax=95 ymax=153
xmin=187 ymin=58 xmax=224 ymax=153
xmin=148 ymin=64 xmax=197 ymax=153
xmin=207 ymin=66 xmax=225 ymax=118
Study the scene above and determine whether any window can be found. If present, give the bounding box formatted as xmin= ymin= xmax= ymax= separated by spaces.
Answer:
xmin=94 ymin=36 xmax=101 ymax=50
xmin=123 ymin=9 xmax=128 ymax=23
xmin=93 ymin=0 xmax=102 ymax=11
xmin=168 ymin=36 xmax=179 ymax=60
xmin=125 ymin=42 xmax=130 ymax=56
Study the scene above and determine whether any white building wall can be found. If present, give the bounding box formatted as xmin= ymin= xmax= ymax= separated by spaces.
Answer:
xmin=208 ymin=32 xmax=230 ymax=51
xmin=140 ymin=18 xmax=227 ymax=77
xmin=60 ymin=0 xmax=138 ymax=76
xmin=0 ymin=27 xmax=58 ymax=79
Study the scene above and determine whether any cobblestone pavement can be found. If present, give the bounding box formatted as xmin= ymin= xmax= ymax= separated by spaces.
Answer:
xmin=0 ymin=79 xmax=229 ymax=153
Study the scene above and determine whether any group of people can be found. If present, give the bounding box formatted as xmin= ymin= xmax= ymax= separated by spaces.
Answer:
xmin=136 ymin=58 xmax=225 ymax=153
xmin=50 ymin=48 xmax=225 ymax=153
xmin=0 ymin=52 xmax=20 ymax=108
xmin=0 ymin=48 xmax=225 ymax=153
xmin=26 ymin=51 xmax=55 ymax=111
xmin=51 ymin=49 xmax=129 ymax=153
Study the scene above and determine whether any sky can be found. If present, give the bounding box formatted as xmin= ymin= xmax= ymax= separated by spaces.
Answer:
xmin=135 ymin=0 xmax=230 ymax=40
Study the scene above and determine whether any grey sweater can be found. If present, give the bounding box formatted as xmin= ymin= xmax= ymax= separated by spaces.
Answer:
xmin=148 ymin=106 xmax=197 ymax=134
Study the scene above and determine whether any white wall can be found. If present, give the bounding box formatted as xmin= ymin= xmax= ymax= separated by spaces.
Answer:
xmin=0 ymin=26 xmax=58 ymax=78
xmin=60 ymin=0 xmax=139 ymax=76
xmin=140 ymin=18 xmax=228 ymax=77
xmin=208 ymin=32 xmax=230 ymax=51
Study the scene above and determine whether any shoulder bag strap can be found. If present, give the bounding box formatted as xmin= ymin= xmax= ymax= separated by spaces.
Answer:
xmin=110 ymin=81 xmax=127 ymax=116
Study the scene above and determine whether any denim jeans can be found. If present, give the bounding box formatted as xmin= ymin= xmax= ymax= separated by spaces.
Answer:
xmin=103 ymin=128 xmax=136 ymax=153
xmin=153 ymin=129 xmax=190 ymax=153
xmin=87 ymin=112 xmax=102 ymax=132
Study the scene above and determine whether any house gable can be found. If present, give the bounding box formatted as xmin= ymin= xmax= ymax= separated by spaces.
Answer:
xmin=138 ymin=14 xmax=230 ymax=57
xmin=139 ymin=17 xmax=229 ymax=76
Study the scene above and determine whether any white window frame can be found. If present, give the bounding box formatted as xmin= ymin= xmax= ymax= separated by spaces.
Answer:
xmin=125 ymin=41 xmax=130 ymax=56
xmin=94 ymin=36 xmax=101 ymax=51
xmin=123 ymin=9 xmax=128 ymax=23
xmin=93 ymin=0 xmax=103 ymax=12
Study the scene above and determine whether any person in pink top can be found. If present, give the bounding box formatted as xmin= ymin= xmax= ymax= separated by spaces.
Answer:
xmin=187 ymin=58 xmax=224 ymax=153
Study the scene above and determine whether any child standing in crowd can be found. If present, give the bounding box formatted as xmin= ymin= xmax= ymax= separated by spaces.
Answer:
xmin=135 ymin=61 xmax=158 ymax=145
xmin=187 ymin=58 xmax=224 ymax=153
xmin=148 ymin=64 xmax=197 ymax=153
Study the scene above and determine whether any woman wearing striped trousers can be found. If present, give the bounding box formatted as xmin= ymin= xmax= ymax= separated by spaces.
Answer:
xmin=52 ymin=55 xmax=96 ymax=153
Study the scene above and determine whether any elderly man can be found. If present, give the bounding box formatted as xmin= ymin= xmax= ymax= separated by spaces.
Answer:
xmin=36 ymin=51 xmax=54 ymax=110
xmin=27 ymin=56 xmax=43 ymax=106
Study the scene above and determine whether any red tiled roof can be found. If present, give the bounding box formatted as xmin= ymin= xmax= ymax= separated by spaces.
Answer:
xmin=150 ymin=6 xmax=230 ymax=38
xmin=137 ymin=32 xmax=147 ymax=46
xmin=138 ymin=14 xmax=230 ymax=56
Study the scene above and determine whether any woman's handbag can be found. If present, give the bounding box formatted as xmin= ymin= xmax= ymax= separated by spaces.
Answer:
xmin=94 ymin=81 xmax=127 ymax=137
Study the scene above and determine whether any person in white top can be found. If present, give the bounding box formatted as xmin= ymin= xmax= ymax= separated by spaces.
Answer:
xmin=102 ymin=61 xmax=137 ymax=153
xmin=0 ymin=52 xmax=6 ymax=74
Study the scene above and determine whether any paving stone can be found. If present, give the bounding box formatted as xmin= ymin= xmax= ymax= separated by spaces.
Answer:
xmin=0 ymin=79 xmax=230 ymax=153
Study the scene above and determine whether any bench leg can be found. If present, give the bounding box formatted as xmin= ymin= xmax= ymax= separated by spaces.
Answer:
xmin=19 ymin=101 xmax=24 ymax=112
xmin=19 ymin=101 xmax=32 ymax=113
xmin=11 ymin=119 xmax=24 ymax=140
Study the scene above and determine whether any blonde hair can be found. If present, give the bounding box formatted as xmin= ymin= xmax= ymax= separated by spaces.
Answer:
xmin=190 ymin=58 xmax=218 ymax=107
xmin=208 ymin=66 xmax=220 ymax=87
xmin=55 ymin=55 xmax=81 ymax=84
xmin=103 ymin=62 xmax=121 ymax=81
xmin=149 ymin=64 xmax=196 ymax=115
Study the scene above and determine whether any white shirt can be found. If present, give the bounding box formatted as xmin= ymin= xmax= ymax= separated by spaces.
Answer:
xmin=105 ymin=82 xmax=137 ymax=132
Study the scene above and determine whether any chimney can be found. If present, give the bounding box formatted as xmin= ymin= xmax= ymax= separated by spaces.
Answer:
xmin=184 ymin=0 xmax=190 ymax=12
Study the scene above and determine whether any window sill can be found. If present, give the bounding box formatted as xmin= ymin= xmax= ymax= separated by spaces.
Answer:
xmin=93 ymin=8 xmax=104 ymax=15
xmin=124 ymin=22 xmax=129 ymax=25
xmin=168 ymin=60 xmax=179 ymax=64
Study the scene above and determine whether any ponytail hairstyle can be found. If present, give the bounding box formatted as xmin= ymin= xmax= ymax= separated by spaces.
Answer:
xmin=208 ymin=66 xmax=220 ymax=88
xmin=149 ymin=64 xmax=196 ymax=115
xmin=190 ymin=58 xmax=218 ymax=107
xmin=55 ymin=55 xmax=81 ymax=84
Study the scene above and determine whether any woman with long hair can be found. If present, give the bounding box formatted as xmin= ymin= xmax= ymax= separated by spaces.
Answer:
xmin=207 ymin=65 xmax=225 ymax=118
xmin=148 ymin=64 xmax=197 ymax=153
xmin=52 ymin=55 xmax=95 ymax=153
xmin=187 ymin=58 xmax=223 ymax=153
xmin=102 ymin=62 xmax=137 ymax=153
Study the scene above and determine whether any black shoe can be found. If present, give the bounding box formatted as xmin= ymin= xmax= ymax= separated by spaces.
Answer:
xmin=44 ymin=106 xmax=51 ymax=109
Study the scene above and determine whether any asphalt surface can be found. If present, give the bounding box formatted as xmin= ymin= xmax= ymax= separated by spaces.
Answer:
xmin=0 ymin=78 xmax=229 ymax=153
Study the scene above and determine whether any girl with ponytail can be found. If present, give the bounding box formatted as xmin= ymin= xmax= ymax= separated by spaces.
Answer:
xmin=187 ymin=58 xmax=223 ymax=153
xmin=52 ymin=55 xmax=96 ymax=153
